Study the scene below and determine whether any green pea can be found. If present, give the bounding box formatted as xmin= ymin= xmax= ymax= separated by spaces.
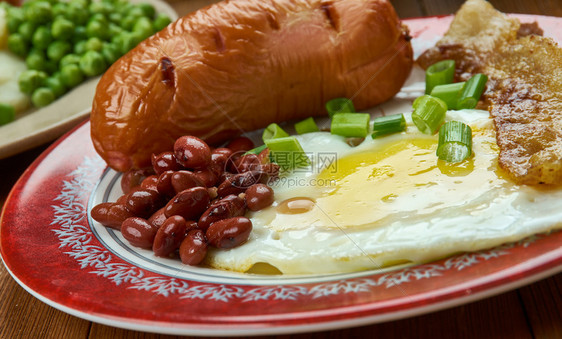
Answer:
xmin=89 ymin=13 xmax=107 ymax=24
xmin=126 ymin=6 xmax=146 ymax=19
xmin=59 ymin=53 xmax=81 ymax=68
xmin=17 ymin=21 xmax=37 ymax=41
xmin=79 ymin=50 xmax=107 ymax=77
xmin=51 ymin=18 xmax=75 ymax=41
xmin=0 ymin=104 xmax=16 ymax=126
xmin=26 ymin=49 xmax=50 ymax=72
xmin=45 ymin=74 xmax=67 ymax=98
xmin=31 ymin=87 xmax=56 ymax=107
xmin=85 ymin=37 xmax=103 ymax=52
xmin=7 ymin=7 xmax=25 ymax=34
xmin=108 ymin=23 xmax=123 ymax=37
xmin=73 ymin=40 xmax=88 ymax=55
xmin=121 ymin=15 xmax=139 ymax=31
xmin=108 ymin=12 xmax=122 ymax=24
xmin=47 ymin=40 xmax=72 ymax=62
xmin=86 ymin=19 xmax=109 ymax=40
xmin=88 ymin=1 xmax=112 ymax=16
xmin=66 ymin=2 xmax=89 ymax=25
xmin=18 ymin=69 xmax=48 ymax=95
xmin=45 ymin=60 xmax=58 ymax=74
xmin=133 ymin=17 xmax=153 ymax=40
xmin=116 ymin=2 xmax=132 ymax=16
xmin=136 ymin=3 xmax=155 ymax=19
xmin=24 ymin=1 xmax=53 ymax=24
xmin=38 ymin=0 xmax=60 ymax=5
xmin=60 ymin=64 xmax=84 ymax=88
xmin=52 ymin=2 xmax=67 ymax=17
xmin=118 ymin=32 xmax=142 ymax=55
xmin=31 ymin=25 xmax=52 ymax=50
xmin=101 ymin=43 xmax=121 ymax=65
xmin=72 ymin=26 xmax=87 ymax=44
xmin=7 ymin=34 xmax=29 ymax=57
xmin=153 ymin=14 xmax=172 ymax=32
xmin=69 ymin=0 xmax=89 ymax=7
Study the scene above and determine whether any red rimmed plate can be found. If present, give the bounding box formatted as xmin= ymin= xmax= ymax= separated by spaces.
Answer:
xmin=1 ymin=15 xmax=562 ymax=336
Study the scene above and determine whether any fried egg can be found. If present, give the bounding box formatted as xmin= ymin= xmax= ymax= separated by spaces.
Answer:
xmin=205 ymin=109 xmax=562 ymax=275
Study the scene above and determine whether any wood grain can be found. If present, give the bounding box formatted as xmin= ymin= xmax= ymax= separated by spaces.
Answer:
xmin=1 ymin=1 xmax=561 ymax=338
xmin=0 ymin=263 xmax=91 ymax=339
xmin=86 ymin=289 xmax=532 ymax=339
xmin=519 ymin=274 xmax=562 ymax=338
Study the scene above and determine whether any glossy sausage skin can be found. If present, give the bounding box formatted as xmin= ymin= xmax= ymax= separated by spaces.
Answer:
xmin=91 ymin=0 xmax=413 ymax=171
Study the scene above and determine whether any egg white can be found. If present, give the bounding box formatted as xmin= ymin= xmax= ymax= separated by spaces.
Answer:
xmin=205 ymin=109 xmax=562 ymax=275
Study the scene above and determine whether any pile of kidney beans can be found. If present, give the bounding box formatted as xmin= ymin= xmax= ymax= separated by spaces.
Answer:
xmin=91 ymin=135 xmax=279 ymax=266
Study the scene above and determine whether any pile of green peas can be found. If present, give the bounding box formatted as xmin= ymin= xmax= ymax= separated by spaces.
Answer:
xmin=3 ymin=0 xmax=172 ymax=108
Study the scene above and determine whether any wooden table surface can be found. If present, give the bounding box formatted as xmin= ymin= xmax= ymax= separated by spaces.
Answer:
xmin=1 ymin=0 xmax=562 ymax=338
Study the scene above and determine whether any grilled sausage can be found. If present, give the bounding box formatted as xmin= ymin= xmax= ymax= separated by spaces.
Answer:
xmin=91 ymin=0 xmax=413 ymax=171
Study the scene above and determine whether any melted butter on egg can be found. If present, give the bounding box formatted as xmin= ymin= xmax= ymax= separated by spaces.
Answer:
xmin=268 ymin=124 xmax=510 ymax=231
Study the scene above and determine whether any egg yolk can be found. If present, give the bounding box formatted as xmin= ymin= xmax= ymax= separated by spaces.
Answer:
xmin=315 ymin=136 xmax=510 ymax=228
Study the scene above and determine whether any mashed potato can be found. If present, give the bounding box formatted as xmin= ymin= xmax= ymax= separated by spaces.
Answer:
xmin=0 ymin=7 xmax=30 ymax=113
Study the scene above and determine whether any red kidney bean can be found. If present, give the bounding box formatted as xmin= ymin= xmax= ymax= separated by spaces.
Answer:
xmin=171 ymin=170 xmax=205 ymax=193
xmin=198 ymin=194 xmax=246 ymax=231
xmin=257 ymin=147 xmax=270 ymax=164
xmin=245 ymin=184 xmax=274 ymax=211
xmin=173 ymin=136 xmax=211 ymax=169
xmin=206 ymin=216 xmax=252 ymax=249
xmin=226 ymin=137 xmax=254 ymax=153
xmin=209 ymin=161 xmax=224 ymax=178
xmin=151 ymin=151 xmax=182 ymax=175
xmin=153 ymin=216 xmax=188 ymax=257
xmin=164 ymin=187 xmax=210 ymax=220
xmin=193 ymin=168 xmax=218 ymax=187
xmin=126 ymin=188 xmax=163 ymax=218
xmin=179 ymin=229 xmax=208 ymax=265
xmin=121 ymin=168 xmax=152 ymax=194
xmin=91 ymin=202 xmax=135 ymax=230
xmin=209 ymin=151 xmax=231 ymax=176
xmin=213 ymin=147 xmax=233 ymax=157
xmin=121 ymin=217 xmax=158 ymax=249
xmin=207 ymin=187 xmax=218 ymax=200
xmin=148 ymin=207 xmax=167 ymax=229
xmin=141 ymin=175 xmax=159 ymax=191
xmin=218 ymin=171 xmax=235 ymax=185
xmin=156 ymin=170 xmax=176 ymax=197
xmin=217 ymin=171 xmax=268 ymax=198
xmin=261 ymin=162 xmax=280 ymax=182
xmin=116 ymin=193 xmax=128 ymax=205
xmin=232 ymin=154 xmax=261 ymax=173
xmin=185 ymin=220 xmax=198 ymax=234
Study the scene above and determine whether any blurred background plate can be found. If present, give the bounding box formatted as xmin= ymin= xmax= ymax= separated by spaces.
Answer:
xmin=0 ymin=0 xmax=178 ymax=159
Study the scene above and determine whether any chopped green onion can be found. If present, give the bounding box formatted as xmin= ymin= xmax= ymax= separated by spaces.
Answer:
xmin=326 ymin=98 xmax=355 ymax=117
xmin=331 ymin=113 xmax=370 ymax=138
xmin=244 ymin=144 xmax=267 ymax=155
xmin=0 ymin=104 xmax=16 ymax=126
xmin=265 ymin=136 xmax=310 ymax=170
xmin=412 ymin=95 xmax=424 ymax=109
xmin=457 ymin=74 xmax=488 ymax=109
xmin=262 ymin=123 xmax=289 ymax=142
xmin=437 ymin=121 xmax=473 ymax=163
xmin=411 ymin=95 xmax=447 ymax=135
xmin=371 ymin=114 xmax=406 ymax=138
xmin=430 ymin=82 xmax=466 ymax=110
xmin=294 ymin=117 xmax=319 ymax=134
xmin=425 ymin=59 xmax=455 ymax=94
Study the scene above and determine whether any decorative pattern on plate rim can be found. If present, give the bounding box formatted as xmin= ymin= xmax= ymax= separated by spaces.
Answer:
xmin=51 ymin=156 xmax=539 ymax=302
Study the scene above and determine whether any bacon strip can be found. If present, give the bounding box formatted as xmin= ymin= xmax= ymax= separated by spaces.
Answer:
xmin=417 ymin=0 xmax=562 ymax=185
